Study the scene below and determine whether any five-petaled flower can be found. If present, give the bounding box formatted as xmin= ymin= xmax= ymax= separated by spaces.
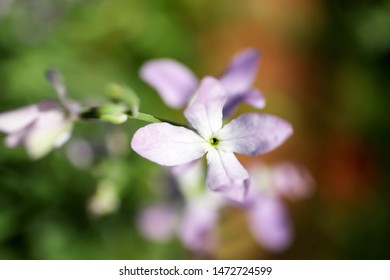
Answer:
xmin=0 ymin=70 xmax=80 ymax=159
xmin=140 ymin=48 xmax=265 ymax=116
xmin=131 ymin=77 xmax=293 ymax=201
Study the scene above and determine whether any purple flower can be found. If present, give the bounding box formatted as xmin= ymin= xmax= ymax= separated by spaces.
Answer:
xmin=245 ymin=162 xmax=314 ymax=252
xmin=0 ymin=70 xmax=79 ymax=159
xmin=131 ymin=77 xmax=292 ymax=201
xmin=66 ymin=138 xmax=95 ymax=169
xmin=178 ymin=196 xmax=220 ymax=253
xmin=137 ymin=160 xmax=223 ymax=253
xmin=140 ymin=48 xmax=265 ymax=116
xmin=247 ymin=194 xmax=293 ymax=252
xmin=137 ymin=198 xmax=221 ymax=253
xmin=137 ymin=204 xmax=179 ymax=242
xmin=138 ymin=160 xmax=313 ymax=254
xmin=271 ymin=162 xmax=315 ymax=200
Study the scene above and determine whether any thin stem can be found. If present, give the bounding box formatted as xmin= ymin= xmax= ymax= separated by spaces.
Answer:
xmin=79 ymin=106 xmax=189 ymax=128
xmin=128 ymin=112 xmax=162 ymax=123
xmin=128 ymin=112 xmax=187 ymax=127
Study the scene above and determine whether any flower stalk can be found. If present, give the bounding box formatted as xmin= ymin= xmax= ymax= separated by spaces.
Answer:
xmin=79 ymin=105 xmax=188 ymax=128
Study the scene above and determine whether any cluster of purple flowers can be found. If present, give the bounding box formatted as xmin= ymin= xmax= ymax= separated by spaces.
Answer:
xmin=138 ymin=160 xmax=313 ymax=253
xmin=135 ymin=49 xmax=313 ymax=253
xmin=0 ymin=48 xmax=314 ymax=253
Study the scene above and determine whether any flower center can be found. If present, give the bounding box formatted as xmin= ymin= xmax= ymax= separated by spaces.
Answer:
xmin=209 ymin=136 xmax=220 ymax=147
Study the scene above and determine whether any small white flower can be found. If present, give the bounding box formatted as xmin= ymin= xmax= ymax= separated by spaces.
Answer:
xmin=0 ymin=70 xmax=79 ymax=159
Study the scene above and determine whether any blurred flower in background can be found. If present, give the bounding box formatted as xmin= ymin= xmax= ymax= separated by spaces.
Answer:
xmin=0 ymin=70 xmax=79 ymax=159
xmin=137 ymin=159 xmax=313 ymax=255
xmin=137 ymin=160 xmax=223 ymax=256
xmin=245 ymin=162 xmax=314 ymax=252
xmin=137 ymin=203 xmax=179 ymax=243
xmin=66 ymin=138 xmax=95 ymax=169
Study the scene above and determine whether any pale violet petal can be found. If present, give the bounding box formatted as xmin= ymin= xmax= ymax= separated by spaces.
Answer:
xmin=242 ymin=88 xmax=266 ymax=108
xmin=34 ymin=107 xmax=66 ymax=128
xmin=0 ymin=105 xmax=38 ymax=133
xmin=248 ymin=195 xmax=293 ymax=252
xmin=206 ymin=149 xmax=249 ymax=202
xmin=217 ymin=113 xmax=293 ymax=156
xmin=272 ymin=162 xmax=315 ymax=200
xmin=131 ymin=123 xmax=208 ymax=166
xmin=137 ymin=204 xmax=178 ymax=242
xmin=140 ymin=59 xmax=198 ymax=108
xmin=223 ymin=88 xmax=266 ymax=117
xmin=220 ymin=48 xmax=260 ymax=95
xmin=25 ymin=121 xmax=73 ymax=159
xmin=5 ymin=128 xmax=31 ymax=147
xmin=1 ymin=99 xmax=61 ymax=130
xmin=66 ymin=138 xmax=95 ymax=169
xmin=178 ymin=199 xmax=219 ymax=252
xmin=184 ymin=77 xmax=227 ymax=139
xmin=2 ymin=104 xmax=72 ymax=159
xmin=21 ymin=108 xmax=71 ymax=159
xmin=53 ymin=126 xmax=73 ymax=147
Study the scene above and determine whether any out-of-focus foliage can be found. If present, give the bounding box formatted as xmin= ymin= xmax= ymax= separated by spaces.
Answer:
xmin=0 ymin=0 xmax=389 ymax=259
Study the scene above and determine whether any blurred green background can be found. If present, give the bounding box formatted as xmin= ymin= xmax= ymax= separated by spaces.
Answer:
xmin=0 ymin=0 xmax=389 ymax=259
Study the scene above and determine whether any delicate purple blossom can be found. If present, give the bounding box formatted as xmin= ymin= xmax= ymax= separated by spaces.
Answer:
xmin=66 ymin=138 xmax=95 ymax=169
xmin=271 ymin=162 xmax=315 ymax=200
xmin=138 ymin=161 xmax=314 ymax=253
xmin=137 ymin=197 xmax=219 ymax=252
xmin=137 ymin=204 xmax=179 ymax=242
xmin=178 ymin=196 xmax=220 ymax=253
xmin=245 ymin=162 xmax=314 ymax=251
xmin=173 ymin=160 xmax=223 ymax=252
xmin=137 ymin=160 xmax=223 ymax=253
xmin=131 ymin=77 xmax=292 ymax=201
xmin=140 ymin=48 xmax=265 ymax=116
xmin=0 ymin=71 xmax=79 ymax=159
xmin=247 ymin=194 xmax=293 ymax=252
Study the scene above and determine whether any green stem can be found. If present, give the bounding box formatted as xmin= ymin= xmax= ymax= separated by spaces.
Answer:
xmin=128 ymin=112 xmax=187 ymax=127
xmin=79 ymin=106 xmax=188 ymax=127
xmin=128 ymin=112 xmax=162 ymax=123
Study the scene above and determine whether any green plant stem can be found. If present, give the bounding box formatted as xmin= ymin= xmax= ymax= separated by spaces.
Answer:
xmin=128 ymin=112 xmax=162 ymax=123
xmin=79 ymin=107 xmax=188 ymax=127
